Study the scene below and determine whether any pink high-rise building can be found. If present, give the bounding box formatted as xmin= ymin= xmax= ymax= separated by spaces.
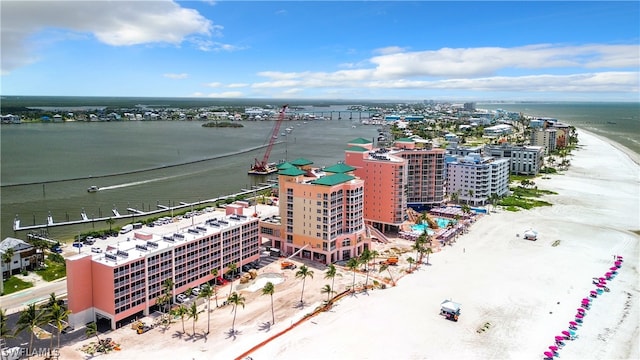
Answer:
xmin=345 ymin=137 xmax=446 ymax=232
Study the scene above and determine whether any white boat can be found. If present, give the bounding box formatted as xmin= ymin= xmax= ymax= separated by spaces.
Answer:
xmin=87 ymin=186 xmax=99 ymax=193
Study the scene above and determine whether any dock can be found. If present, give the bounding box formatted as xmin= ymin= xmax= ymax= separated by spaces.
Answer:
xmin=13 ymin=183 xmax=276 ymax=232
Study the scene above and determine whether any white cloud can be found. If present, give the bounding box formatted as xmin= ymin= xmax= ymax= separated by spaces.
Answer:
xmin=206 ymin=91 xmax=243 ymax=98
xmin=204 ymin=82 xmax=223 ymax=88
xmin=1 ymin=0 xmax=213 ymax=74
xmin=245 ymin=44 xmax=639 ymax=96
xmin=163 ymin=73 xmax=189 ymax=79
xmin=227 ymin=83 xmax=248 ymax=88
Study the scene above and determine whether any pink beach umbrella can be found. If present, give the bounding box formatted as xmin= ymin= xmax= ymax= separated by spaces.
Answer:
xmin=597 ymin=283 xmax=605 ymax=288
xmin=617 ymin=256 xmax=624 ymax=260
xmin=610 ymin=267 xmax=618 ymax=271
xmin=605 ymin=272 xmax=612 ymax=277
xmin=562 ymin=330 xmax=571 ymax=337
xmin=555 ymin=336 xmax=564 ymax=341
xmin=569 ymin=321 xmax=578 ymax=326
xmin=582 ymin=299 xmax=591 ymax=304
xmin=582 ymin=297 xmax=591 ymax=302
xmin=544 ymin=351 xmax=555 ymax=358
xmin=575 ymin=313 xmax=584 ymax=319
xmin=549 ymin=345 xmax=559 ymax=352
xmin=577 ymin=308 xmax=586 ymax=313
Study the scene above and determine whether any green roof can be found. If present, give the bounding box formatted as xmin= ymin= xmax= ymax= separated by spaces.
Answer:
xmin=278 ymin=167 xmax=306 ymax=176
xmin=348 ymin=137 xmax=372 ymax=144
xmin=396 ymin=137 xmax=414 ymax=142
xmin=290 ymin=158 xmax=314 ymax=166
xmin=324 ymin=163 xmax=356 ymax=173
xmin=311 ymin=173 xmax=355 ymax=186
xmin=345 ymin=146 xmax=368 ymax=152
xmin=276 ymin=162 xmax=295 ymax=170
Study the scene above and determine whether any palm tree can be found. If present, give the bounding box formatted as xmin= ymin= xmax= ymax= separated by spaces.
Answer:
xmin=261 ymin=281 xmax=275 ymax=325
xmin=105 ymin=217 xmax=115 ymax=233
xmin=226 ymin=263 xmax=238 ymax=298
xmin=198 ymin=284 xmax=214 ymax=334
xmin=379 ymin=263 xmax=395 ymax=286
xmin=406 ymin=256 xmax=415 ymax=272
xmin=85 ymin=321 xmax=100 ymax=342
xmin=359 ymin=249 xmax=373 ymax=292
xmin=1 ymin=248 xmax=15 ymax=295
xmin=211 ymin=269 xmax=220 ymax=307
xmin=47 ymin=302 xmax=71 ymax=351
xmin=161 ymin=278 xmax=174 ymax=313
xmin=172 ymin=304 xmax=188 ymax=334
xmin=187 ymin=302 xmax=199 ymax=336
xmin=324 ymin=264 xmax=341 ymax=298
xmin=15 ymin=303 xmax=45 ymax=356
xmin=227 ymin=292 xmax=245 ymax=334
xmin=424 ymin=247 xmax=433 ymax=265
xmin=345 ymin=257 xmax=359 ymax=292
xmin=369 ymin=250 xmax=380 ymax=272
xmin=1 ymin=308 xmax=13 ymax=360
xmin=320 ymin=284 xmax=335 ymax=302
xmin=295 ymin=265 xmax=314 ymax=304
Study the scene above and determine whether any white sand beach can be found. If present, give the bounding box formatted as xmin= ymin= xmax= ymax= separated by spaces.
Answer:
xmin=57 ymin=129 xmax=639 ymax=360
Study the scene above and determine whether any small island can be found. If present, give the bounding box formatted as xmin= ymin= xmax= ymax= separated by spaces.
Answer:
xmin=202 ymin=121 xmax=243 ymax=128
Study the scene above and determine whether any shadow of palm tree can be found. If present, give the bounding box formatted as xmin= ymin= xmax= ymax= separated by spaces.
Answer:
xmin=225 ymin=328 xmax=242 ymax=340
xmin=171 ymin=330 xmax=185 ymax=339
xmin=258 ymin=322 xmax=272 ymax=332
xmin=293 ymin=301 xmax=305 ymax=309
xmin=190 ymin=333 xmax=206 ymax=342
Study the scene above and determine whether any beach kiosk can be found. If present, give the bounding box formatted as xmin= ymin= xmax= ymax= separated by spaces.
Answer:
xmin=440 ymin=300 xmax=461 ymax=321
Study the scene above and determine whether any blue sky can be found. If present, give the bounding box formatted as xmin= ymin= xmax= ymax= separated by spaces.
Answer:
xmin=1 ymin=1 xmax=638 ymax=101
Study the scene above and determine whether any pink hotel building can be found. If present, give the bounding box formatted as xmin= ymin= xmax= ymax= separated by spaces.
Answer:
xmin=345 ymin=137 xmax=446 ymax=233
xmin=66 ymin=207 xmax=260 ymax=330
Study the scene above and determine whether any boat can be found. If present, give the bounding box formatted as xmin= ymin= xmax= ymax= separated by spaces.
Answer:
xmin=247 ymin=164 xmax=279 ymax=176
xmin=87 ymin=186 xmax=99 ymax=193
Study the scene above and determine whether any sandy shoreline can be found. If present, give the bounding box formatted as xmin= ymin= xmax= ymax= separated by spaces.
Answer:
xmin=54 ymin=128 xmax=639 ymax=360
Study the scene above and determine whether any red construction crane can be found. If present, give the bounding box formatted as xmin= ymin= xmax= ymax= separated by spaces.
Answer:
xmin=248 ymin=104 xmax=288 ymax=175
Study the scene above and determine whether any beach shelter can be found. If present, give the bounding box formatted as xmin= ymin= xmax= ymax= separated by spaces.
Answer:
xmin=575 ymin=313 xmax=584 ymax=319
xmin=440 ymin=300 xmax=462 ymax=315
xmin=544 ymin=351 xmax=555 ymax=359
xmin=562 ymin=330 xmax=571 ymax=338
xmin=523 ymin=229 xmax=538 ymax=240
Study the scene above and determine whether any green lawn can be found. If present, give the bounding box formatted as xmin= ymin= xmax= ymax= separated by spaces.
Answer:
xmin=2 ymin=276 xmax=34 ymax=295
xmin=36 ymin=260 xmax=67 ymax=281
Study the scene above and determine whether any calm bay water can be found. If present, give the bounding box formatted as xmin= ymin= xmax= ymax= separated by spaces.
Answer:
xmin=1 ymin=118 xmax=377 ymax=241
xmin=1 ymin=101 xmax=638 ymax=241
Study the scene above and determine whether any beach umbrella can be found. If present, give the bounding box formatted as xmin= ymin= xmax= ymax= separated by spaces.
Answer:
xmin=569 ymin=321 xmax=578 ymax=326
xmin=610 ymin=267 xmax=618 ymax=271
xmin=617 ymin=256 xmax=623 ymax=260
xmin=597 ymin=283 xmax=605 ymax=288
xmin=569 ymin=330 xmax=576 ymax=336
xmin=549 ymin=345 xmax=559 ymax=352
xmin=562 ymin=330 xmax=571 ymax=337
xmin=577 ymin=308 xmax=586 ymax=313
xmin=544 ymin=351 xmax=555 ymax=358
xmin=575 ymin=313 xmax=584 ymax=319
xmin=555 ymin=336 xmax=565 ymax=341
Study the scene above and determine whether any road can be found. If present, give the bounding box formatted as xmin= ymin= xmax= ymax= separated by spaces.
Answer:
xmin=2 ymin=278 xmax=67 ymax=315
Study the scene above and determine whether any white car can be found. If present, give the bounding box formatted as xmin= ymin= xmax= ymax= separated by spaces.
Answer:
xmin=176 ymin=294 xmax=187 ymax=303
xmin=191 ymin=287 xmax=201 ymax=296
xmin=91 ymin=247 xmax=102 ymax=253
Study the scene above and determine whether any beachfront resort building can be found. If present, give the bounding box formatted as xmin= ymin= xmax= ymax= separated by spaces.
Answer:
xmin=65 ymin=207 xmax=261 ymax=330
xmin=264 ymin=158 xmax=370 ymax=264
xmin=344 ymin=137 xmax=445 ymax=229
xmin=484 ymin=144 xmax=545 ymax=175
xmin=530 ymin=128 xmax=558 ymax=155
xmin=344 ymin=138 xmax=408 ymax=233
xmin=446 ymin=154 xmax=510 ymax=206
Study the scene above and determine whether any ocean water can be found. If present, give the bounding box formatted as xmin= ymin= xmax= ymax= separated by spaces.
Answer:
xmin=478 ymin=102 xmax=640 ymax=155
xmin=1 ymin=101 xmax=637 ymax=242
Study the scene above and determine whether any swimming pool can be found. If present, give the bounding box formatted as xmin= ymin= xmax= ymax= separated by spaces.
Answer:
xmin=411 ymin=217 xmax=456 ymax=233
xmin=238 ymin=273 xmax=285 ymax=292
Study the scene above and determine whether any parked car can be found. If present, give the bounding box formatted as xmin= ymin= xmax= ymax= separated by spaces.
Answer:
xmin=91 ymin=247 xmax=102 ymax=253
xmin=84 ymin=236 xmax=95 ymax=245
xmin=176 ymin=294 xmax=187 ymax=303
xmin=191 ymin=287 xmax=201 ymax=296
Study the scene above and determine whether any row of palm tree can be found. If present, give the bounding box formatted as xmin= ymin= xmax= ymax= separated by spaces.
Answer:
xmin=7 ymin=293 xmax=71 ymax=358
